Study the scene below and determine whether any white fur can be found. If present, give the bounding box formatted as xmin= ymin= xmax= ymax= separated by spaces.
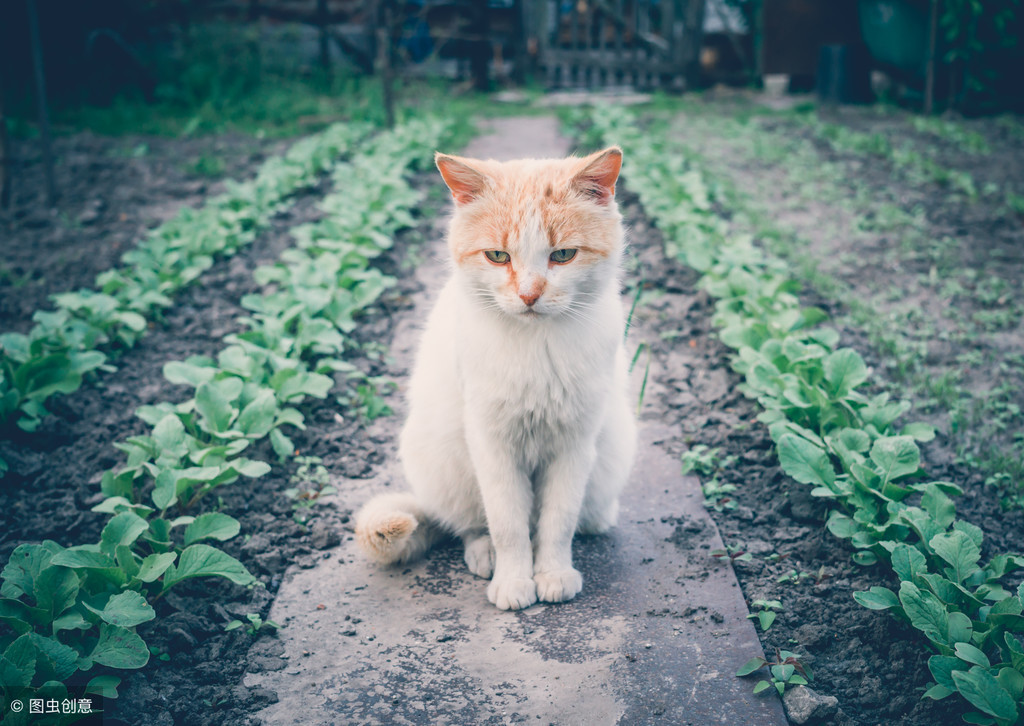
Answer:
xmin=355 ymin=160 xmax=636 ymax=611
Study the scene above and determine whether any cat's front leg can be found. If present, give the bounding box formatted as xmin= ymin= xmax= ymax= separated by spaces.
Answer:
xmin=465 ymin=424 xmax=537 ymax=611
xmin=533 ymin=443 xmax=595 ymax=603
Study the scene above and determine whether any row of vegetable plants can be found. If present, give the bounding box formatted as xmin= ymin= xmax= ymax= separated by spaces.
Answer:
xmin=0 ymin=121 xmax=376 ymax=457
xmin=582 ymin=107 xmax=1024 ymax=725
xmin=0 ymin=116 xmax=453 ymax=723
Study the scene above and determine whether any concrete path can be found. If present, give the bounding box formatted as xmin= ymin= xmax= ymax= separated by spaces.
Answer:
xmin=245 ymin=117 xmax=787 ymax=725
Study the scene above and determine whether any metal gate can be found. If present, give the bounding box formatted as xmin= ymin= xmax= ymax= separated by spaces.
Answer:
xmin=529 ymin=0 xmax=706 ymax=90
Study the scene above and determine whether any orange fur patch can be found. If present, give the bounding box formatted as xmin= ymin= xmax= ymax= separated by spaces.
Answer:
xmin=442 ymin=149 xmax=623 ymax=266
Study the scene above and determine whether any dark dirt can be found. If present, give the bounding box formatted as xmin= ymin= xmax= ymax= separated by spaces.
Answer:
xmin=0 ymin=132 xmax=281 ymax=334
xmin=0 ymin=127 xmax=434 ymax=725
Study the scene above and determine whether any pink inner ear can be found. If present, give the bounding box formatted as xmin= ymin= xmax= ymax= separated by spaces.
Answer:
xmin=576 ymin=149 xmax=623 ymax=205
xmin=436 ymin=156 xmax=486 ymax=205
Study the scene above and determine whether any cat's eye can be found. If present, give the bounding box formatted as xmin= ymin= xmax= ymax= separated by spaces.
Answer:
xmin=484 ymin=250 xmax=510 ymax=264
xmin=549 ymin=249 xmax=577 ymax=264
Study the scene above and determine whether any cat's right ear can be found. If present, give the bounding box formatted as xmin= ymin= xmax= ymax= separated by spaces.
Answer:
xmin=436 ymin=153 xmax=487 ymax=205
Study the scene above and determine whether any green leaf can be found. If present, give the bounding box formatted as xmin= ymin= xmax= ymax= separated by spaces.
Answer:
xmin=930 ymin=531 xmax=982 ymax=584
xmin=163 ymin=358 xmax=217 ymax=387
xmin=162 ymin=544 xmax=256 ymax=590
xmin=996 ymin=667 xmax=1024 ymax=702
xmin=232 ymin=459 xmax=271 ymax=478
xmin=826 ymin=512 xmax=859 ymax=539
xmin=34 ymin=565 xmax=79 ymax=619
xmin=870 ymin=436 xmax=921 ymax=486
xmin=270 ymin=428 xmax=294 ymax=458
xmin=852 ymin=551 xmax=878 ymax=566
xmin=87 ymin=623 xmax=150 ymax=670
xmin=736 ymin=656 xmax=768 ymax=677
xmin=236 ymin=390 xmax=279 ymax=437
xmin=923 ymin=683 xmax=954 ymax=700
xmin=152 ymin=414 xmax=187 ymax=456
xmin=83 ymin=591 xmax=156 ymax=628
xmin=901 ymin=422 xmax=936 ymax=442
xmin=101 ymin=511 xmax=150 ymax=554
xmin=777 ymin=434 xmax=835 ymax=487
xmin=853 ymin=586 xmax=900 ymax=610
xmin=1 ymin=541 xmax=63 ymax=599
xmin=948 ymin=612 xmax=973 ymax=645
xmin=184 ymin=513 xmax=241 ymax=546
xmin=753 ymin=680 xmax=771 ymax=694
xmin=899 ymin=581 xmax=949 ymax=645
xmin=922 ymin=484 xmax=957 ymax=529
xmin=0 ymin=598 xmax=36 ymax=634
xmin=195 ymin=381 xmax=236 ymax=433
xmin=136 ymin=553 xmax=177 ymax=583
xmin=86 ymin=674 xmax=121 ymax=699
xmin=951 ymin=667 xmax=1019 ymax=722
xmin=930 ymin=655 xmax=966 ymax=690
xmin=0 ymin=634 xmax=37 ymax=688
xmin=824 ymin=348 xmax=868 ymax=397
xmin=891 ymin=543 xmax=927 ymax=582
xmin=51 ymin=548 xmax=117 ymax=570
xmin=955 ymin=643 xmax=991 ymax=668
xmin=28 ymin=633 xmax=80 ymax=681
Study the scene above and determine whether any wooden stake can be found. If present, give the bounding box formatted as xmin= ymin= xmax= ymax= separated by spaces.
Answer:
xmin=925 ymin=0 xmax=939 ymax=114
xmin=27 ymin=0 xmax=56 ymax=206
xmin=0 ymin=64 xmax=11 ymax=209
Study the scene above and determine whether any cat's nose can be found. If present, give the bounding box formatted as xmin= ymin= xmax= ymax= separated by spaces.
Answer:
xmin=519 ymin=291 xmax=541 ymax=306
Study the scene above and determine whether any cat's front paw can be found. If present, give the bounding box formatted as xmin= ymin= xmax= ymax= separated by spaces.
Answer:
xmin=487 ymin=576 xmax=537 ymax=610
xmin=534 ymin=568 xmax=583 ymax=603
xmin=463 ymin=535 xmax=495 ymax=579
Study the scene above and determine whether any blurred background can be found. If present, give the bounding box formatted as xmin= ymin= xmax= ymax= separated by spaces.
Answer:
xmin=1 ymin=0 xmax=1022 ymax=209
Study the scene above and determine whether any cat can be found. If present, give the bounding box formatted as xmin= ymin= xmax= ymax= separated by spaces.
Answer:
xmin=354 ymin=146 xmax=636 ymax=611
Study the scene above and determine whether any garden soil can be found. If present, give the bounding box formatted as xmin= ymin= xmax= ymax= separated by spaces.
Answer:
xmin=1 ymin=103 xmax=1022 ymax=726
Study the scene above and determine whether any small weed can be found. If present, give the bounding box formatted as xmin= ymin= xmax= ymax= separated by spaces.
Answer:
xmin=710 ymin=544 xmax=753 ymax=564
xmin=737 ymin=648 xmax=813 ymax=696
xmin=747 ymin=599 xmax=784 ymax=631
xmin=777 ymin=566 xmax=830 ymax=586
xmin=285 ymin=455 xmax=336 ymax=515
xmin=681 ymin=445 xmax=736 ymax=476
xmin=190 ymin=155 xmax=226 ymax=177
xmin=702 ymin=478 xmax=738 ymax=511
xmin=226 ymin=612 xmax=280 ymax=636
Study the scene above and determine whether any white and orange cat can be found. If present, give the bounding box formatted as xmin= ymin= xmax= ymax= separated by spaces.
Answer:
xmin=354 ymin=146 xmax=636 ymax=611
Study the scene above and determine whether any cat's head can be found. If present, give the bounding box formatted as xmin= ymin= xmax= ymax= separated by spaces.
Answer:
xmin=435 ymin=147 xmax=624 ymax=320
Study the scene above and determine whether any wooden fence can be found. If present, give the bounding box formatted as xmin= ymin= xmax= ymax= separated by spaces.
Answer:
xmin=527 ymin=0 xmax=706 ymax=90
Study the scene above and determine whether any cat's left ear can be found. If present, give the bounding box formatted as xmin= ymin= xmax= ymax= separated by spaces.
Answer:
xmin=436 ymin=153 xmax=488 ymax=205
xmin=573 ymin=146 xmax=623 ymax=205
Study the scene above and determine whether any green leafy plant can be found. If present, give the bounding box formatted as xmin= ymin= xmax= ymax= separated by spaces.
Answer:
xmin=710 ymin=545 xmax=753 ymax=565
xmin=737 ymin=648 xmax=813 ymax=696
xmin=225 ymin=612 xmax=280 ymax=636
xmin=747 ymin=599 xmax=784 ymax=631
xmin=284 ymin=456 xmax=336 ymax=513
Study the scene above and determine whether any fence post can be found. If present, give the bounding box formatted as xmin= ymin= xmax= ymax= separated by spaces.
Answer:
xmin=680 ymin=0 xmax=706 ymax=90
xmin=26 ymin=0 xmax=56 ymax=206
xmin=375 ymin=0 xmax=396 ymax=128
xmin=0 ymin=65 xmax=10 ymax=209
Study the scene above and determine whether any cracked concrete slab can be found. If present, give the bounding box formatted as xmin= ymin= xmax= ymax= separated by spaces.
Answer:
xmin=244 ymin=117 xmax=786 ymax=725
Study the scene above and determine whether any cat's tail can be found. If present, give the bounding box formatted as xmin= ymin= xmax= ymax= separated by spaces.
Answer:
xmin=354 ymin=492 xmax=442 ymax=566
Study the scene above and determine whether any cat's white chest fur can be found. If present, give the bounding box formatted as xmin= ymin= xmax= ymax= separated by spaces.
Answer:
xmin=449 ymin=278 xmax=619 ymax=468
